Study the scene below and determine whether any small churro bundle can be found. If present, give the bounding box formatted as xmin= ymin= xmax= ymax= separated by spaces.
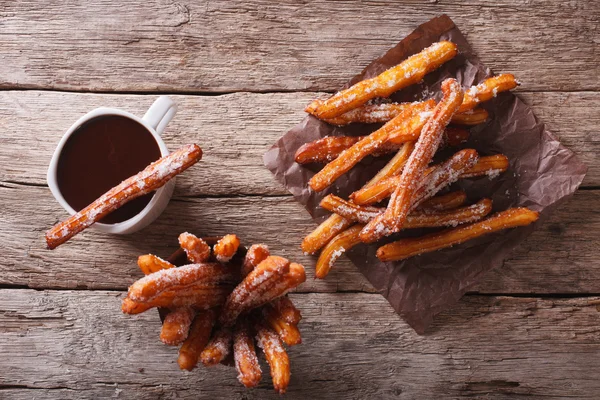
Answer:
xmin=122 ymin=233 xmax=307 ymax=394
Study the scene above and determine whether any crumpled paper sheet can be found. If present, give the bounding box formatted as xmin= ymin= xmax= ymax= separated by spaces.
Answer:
xmin=264 ymin=15 xmax=587 ymax=333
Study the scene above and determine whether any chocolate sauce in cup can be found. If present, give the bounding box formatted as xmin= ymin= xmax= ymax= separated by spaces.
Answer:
xmin=57 ymin=115 xmax=162 ymax=224
xmin=47 ymin=96 xmax=178 ymax=234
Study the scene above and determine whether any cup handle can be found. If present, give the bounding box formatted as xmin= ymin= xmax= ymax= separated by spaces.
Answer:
xmin=142 ymin=96 xmax=178 ymax=135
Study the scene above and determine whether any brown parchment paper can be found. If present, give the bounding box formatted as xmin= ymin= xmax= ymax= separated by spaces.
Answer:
xmin=264 ymin=15 xmax=587 ymax=333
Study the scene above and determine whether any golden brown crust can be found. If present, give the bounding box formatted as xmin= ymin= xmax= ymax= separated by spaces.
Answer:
xmin=219 ymin=256 xmax=290 ymax=327
xmin=255 ymin=322 xmax=291 ymax=394
xmin=381 ymin=78 xmax=465 ymax=235
xmin=233 ymin=318 xmax=262 ymax=388
xmin=316 ymin=225 xmax=364 ymax=279
xmin=121 ymin=297 xmax=153 ymax=314
xmin=308 ymin=100 xmax=434 ymax=192
xmin=417 ymin=190 xmax=467 ymax=212
xmin=306 ymin=41 xmax=458 ymax=119
xmin=295 ymin=127 xmax=467 ymax=166
xmin=160 ymin=307 xmax=196 ymax=346
xmin=320 ymin=194 xmax=382 ymax=223
xmin=321 ymin=103 xmax=488 ymax=127
xmin=262 ymin=304 xmax=302 ymax=346
xmin=200 ymin=327 xmax=233 ymax=366
xmin=323 ymin=103 xmax=412 ymax=126
xmin=319 ymin=194 xmax=491 ymax=228
xmin=178 ymin=309 xmax=218 ymax=371
xmin=301 ymin=213 xmax=353 ymax=255
xmin=460 ymin=154 xmax=510 ymax=178
xmin=122 ymin=285 xmax=232 ymax=313
xmin=178 ymin=232 xmax=211 ymax=263
xmin=450 ymin=107 xmax=489 ymax=125
xmin=213 ymin=234 xmax=241 ymax=263
xmin=256 ymin=263 xmax=306 ymax=307
xmin=360 ymin=147 xmax=478 ymax=243
xmin=459 ymin=74 xmax=519 ymax=113
xmin=270 ymin=296 xmax=302 ymax=325
xmin=45 ymin=144 xmax=203 ymax=249
xmin=377 ymin=207 xmax=539 ymax=261
xmin=363 ymin=142 xmax=415 ymax=188
xmin=351 ymin=149 xmax=484 ymax=206
xmin=241 ymin=244 xmax=270 ymax=278
xmin=137 ymin=254 xmax=176 ymax=275
xmin=127 ymin=263 xmax=237 ymax=303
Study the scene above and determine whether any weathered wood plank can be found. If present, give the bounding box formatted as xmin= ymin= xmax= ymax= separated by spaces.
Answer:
xmin=0 ymin=182 xmax=597 ymax=294
xmin=0 ymin=90 xmax=597 ymax=190
xmin=0 ymin=1 xmax=598 ymax=92
xmin=1 ymin=289 xmax=600 ymax=399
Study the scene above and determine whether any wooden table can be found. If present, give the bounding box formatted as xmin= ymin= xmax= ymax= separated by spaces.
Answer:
xmin=1 ymin=1 xmax=598 ymax=398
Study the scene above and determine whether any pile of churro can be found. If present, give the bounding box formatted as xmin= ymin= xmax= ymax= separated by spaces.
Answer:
xmin=122 ymin=233 xmax=306 ymax=394
xmin=297 ymin=41 xmax=539 ymax=278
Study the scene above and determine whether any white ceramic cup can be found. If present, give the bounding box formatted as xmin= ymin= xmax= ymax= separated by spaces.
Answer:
xmin=47 ymin=96 xmax=178 ymax=235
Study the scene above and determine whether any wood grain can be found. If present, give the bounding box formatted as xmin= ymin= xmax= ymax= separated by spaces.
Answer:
xmin=0 ymin=1 xmax=598 ymax=92
xmin=1 ymin=182 xmax=597 ymax=294
xmin=0 ymin=90 xmax=597 ymax=190
xmin=1 ymin=289 xmax=600 ymax=399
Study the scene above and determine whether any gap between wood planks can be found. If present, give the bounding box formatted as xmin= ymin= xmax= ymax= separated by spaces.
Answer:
xmin=0 ymin=86 xmax=598 ymax=96
xmin=2 ymin=282 xmax=600 ymax=301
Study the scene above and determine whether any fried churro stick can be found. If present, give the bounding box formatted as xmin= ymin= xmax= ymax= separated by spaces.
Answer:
xmin=295 ymin=126 xmax=468 ymax=165
xmin=255 ymin=323 xmax=291 ymax=394
xmin=262 ymin=304 xmax=302 ymax=346
xmin=364 ymin=142 xmax=415 ymax=188
xmin=121 ymin=297 xmax=153 ymax=314
xmin=160 ymin=307 xmax=196 ymax=346
xmin=234 ymin=318 xmax=262 ymax=388
xmin=321 ymin=194 xmax=491 ymax=226
xmin=178 ymin=232 xmax=211 ymax=263
xmin=377 ymin=208 xmax=539 ymax=261
xmin=306 ymin=41 xmax=458 ymax=119
xmin=301 ymin=214 xmax=354 ymax=255
xmin=323 ymin=103 xmax=488 ymax=126
xmin=361 ymin=148 xmax=478 ymax=243
xmin=418 ymin=190 xmax=467 ymax=212
xmin=320 ymin=195 xmax=381 ymax=224
xmin=45 ymin=144 xmax=203 ymax=249
xmin=127 ymin=263 xmax=237 ymax=303
xmin=137 ymin=254 xmax=175 ymax=275
xmin=270 ymin=296 xmax=302 ymax=325
xmin=382 ymin=78 xmax=464 ymax=233
xmin=459 ymin=74 xmax=519 ymax=113
xmin=308 ymin=100 xmax=434 ymax=192
xmin=323 ymin=103 xmax=412 ymax=125
xmin=450 ymin=108 xmax=489 ymax=125
xmin=219 ymin=256 xmax=290 ymax=327
xmin=201 ymin=327 xmax=233 ymax=366
xmin=316 ymin=225 xmax=364 ymax=279
xmin=214 ymin=234 xmax=241 ymax=263
xmin=241 ymin=244 xmax=270 ymax=277
xmin=351 ymin=153 xmax=505 ymax=205
xmin=122 ymin=285 xmax=232 ymax=314
xmin=459 ymin=154 xmax=509 ymax=178
xmin=178 ymin=309 xmax=218 ymax=371
xmin=256 ymin=263 xmax=306 ymax=307
xmin=295 ymin=135 xmax=400 ymax=164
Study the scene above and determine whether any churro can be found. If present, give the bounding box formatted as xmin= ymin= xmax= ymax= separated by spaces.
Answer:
xmin=178 ymin=232 xmax=211 ymax=263
xmin=377 ymin=208 xmax=539 ymax=261
xmin=306 ymin=41 xmax=458 ymax=119
xmin=45 ymin=144 xmax=202 ymax=249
